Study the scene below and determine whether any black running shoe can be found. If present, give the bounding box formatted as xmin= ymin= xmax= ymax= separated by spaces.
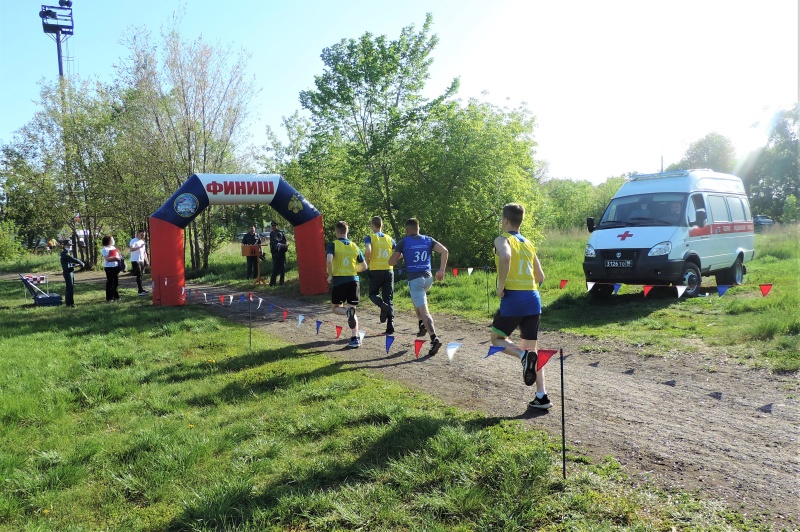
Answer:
xmin=346 ymin=307 xmax=357 ymax=329
xmin=379 ymin=306 xmax=388 ymax=323
xmin=528 ymin=394 xmax=552 ymax=410
xmin=416 ymin=320 xmax=427 ymax=337
xmin=522 ymin=350 xmax=538 ymax=386
xmin=427 ymin=337 xmax=442 ymax=356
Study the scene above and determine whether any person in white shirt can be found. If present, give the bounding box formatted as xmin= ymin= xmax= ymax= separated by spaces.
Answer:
xmin=129 ymin=230 xmax=148 ymax=296
xmin=101 ymin=235 xmax=123 ymax=302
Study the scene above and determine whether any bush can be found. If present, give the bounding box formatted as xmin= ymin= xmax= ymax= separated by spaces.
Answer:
xmin=0 ymin=221 xmax=23 ymax=261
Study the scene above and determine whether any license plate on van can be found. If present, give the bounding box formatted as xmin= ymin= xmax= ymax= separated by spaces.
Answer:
xmin=604 ymin=260 xmax=632 ymax=268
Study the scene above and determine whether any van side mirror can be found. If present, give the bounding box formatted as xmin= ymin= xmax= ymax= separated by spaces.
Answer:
xmin=587 ymin=217 xmax=595 ymax=233
xmin=694 ymin=208 xmax=707 ymax=227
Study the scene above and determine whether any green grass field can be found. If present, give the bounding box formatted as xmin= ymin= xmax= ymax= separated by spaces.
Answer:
xmin=0 ymin=279 xmax=774 ymax=530
xmin=1 ymin=226 xmax=796 ymax=529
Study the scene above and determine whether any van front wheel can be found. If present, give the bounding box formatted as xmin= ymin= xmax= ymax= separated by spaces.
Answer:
xmin=679 ymin=263 xmax=702 ymax=297
xmin=715 ymin=257 xmax=744 ymax=286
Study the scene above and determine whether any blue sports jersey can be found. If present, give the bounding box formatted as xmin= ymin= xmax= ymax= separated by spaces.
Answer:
xmin=396 ymin=234 xmax=438 ymax=280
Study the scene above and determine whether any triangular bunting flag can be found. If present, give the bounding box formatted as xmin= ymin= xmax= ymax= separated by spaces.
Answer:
xmin=414 ymin=338 xmax=425 ymax=358
xmin=228 ymin=295 xmax=233 ymax=305
xmin=446 ymin=342 xmax=461 ymax=361
xmin=267 ymin=303 xmax=274 ymax=312
xmin=586 ymin=282 xmax=595 ymax=292
xmin=385 ymin=335 xmax=395 ymax=353
xmin=297 ymin=314 xmax=304 ymax=328
xmin=239 ymin=294 xmax=245 ymax=303
xmin=219 ymin=295 xmax=225 ymax=304
xmin=181 ymin=286 xmax=185 ymax=295
xmin=484 ymin=345 xmax=505 ymax=358
xmin=452 ymin=268 xmax=459 ymax=277
xmin=536 ymin=349 xmax=558 ymax=371
xmin=643 ymin=285 xmax=653 ymax=297
xmin=335 ymin=325 xmax=343 ymax=338
xmin=676 ymin=285 xmax=687 ymax=298
xmin=316 ymin=320 xmax=322 ymax=334
xmin=257 ymin=298 xmax=263 ymax=309
xmin=249 ymin=292 xmax=253 ymax=301
xmin=358 ymin=330 xmax=365 ymax=343
xmin=613 ymin=283 xmax=622 ymax=294
xmin=203 ymin=293 xmax=208 ymax=303
xmin=559 ymin=279 xmax=568 ymax=289
xmin=282 ymin=309 xmax=288 ymax=321
xmin=759 ymin=284 xmax=772 ymax=297
xmin=717 ymin=285 xmax=730 ymax=297
xmin=467 ymin=268 xmax=473 ymax=275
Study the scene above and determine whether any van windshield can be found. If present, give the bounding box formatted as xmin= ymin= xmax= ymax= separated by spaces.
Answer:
xmin=597 ymin=193 xmax=688 ymax=228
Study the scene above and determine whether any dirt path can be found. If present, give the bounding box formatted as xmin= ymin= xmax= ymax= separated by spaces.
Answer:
xmin=9 ymin=270 xmax=799 ymax=529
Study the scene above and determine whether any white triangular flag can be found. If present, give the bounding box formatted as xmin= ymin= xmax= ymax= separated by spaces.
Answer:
xmin=257 ymin=297 xmax=263 ymax=309
xmin=181 ymin=286 xmax=185 ymax=295
xmin=358 ymin=330 xmax=366 ymax=343
xmin=297 ymin=314 xmax=305 ymax=328
xmin=228 ymin=295 xmax=233 ymax=305
xmin=676 ymin=285 xmax=687 ymax=298
xmin=467 ymin=268 xmax=474 ymax=275
xmin=586 ymin=282 xmax=595 ymax=292
xmin=446 ymin=342 xmax=461 ymax=362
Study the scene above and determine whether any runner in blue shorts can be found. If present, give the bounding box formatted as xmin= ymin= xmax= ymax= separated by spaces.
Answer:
xmin=490 ymin=203 xmax=551 ymax=410
xmin=389 ymin=217 xmax=449 ymax=357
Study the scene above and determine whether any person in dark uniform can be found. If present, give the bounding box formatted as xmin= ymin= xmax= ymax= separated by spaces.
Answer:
xmin=60 ymin=241 xmax=84 ymax=307
xmin=242 ymin=226 xmax=261 ymax=279
xmin=268 ymin=221 xmax=289 ymax=286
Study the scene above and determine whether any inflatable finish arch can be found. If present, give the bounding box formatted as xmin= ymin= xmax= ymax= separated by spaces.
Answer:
xmin=149 ymin=174 xmax=327 ymax=306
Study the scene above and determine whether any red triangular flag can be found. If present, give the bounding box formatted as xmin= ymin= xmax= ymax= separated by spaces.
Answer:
xmin=335 ymin=325 xmax=343 ymax=338
xmin=643 ymin=285 xmax=653 ymax=297
xmin=282 ymin=309 xmax=288 ymax=321
xmin=452 ymin=268 xmax=459 ymax=277
xmin=249 ymin=292 xmax=253 ymax=301
xmin=537 ymin=349 xmax=558 ymax=371
xmin=414 ymin=338 xmax=425 ymax=358
xmin=759 ymin=284 xmax=772 ymax=297
xmin=559 ymin=279 xmax=568 ymax=289
xmin=219 ymin=295 xmax=225 ymax=304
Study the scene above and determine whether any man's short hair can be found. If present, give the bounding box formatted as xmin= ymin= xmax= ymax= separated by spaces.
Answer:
xmin=335 ymin=221 xmax=349 ymax=234
xmin=371 ymin=216 xmax=383 ymax=229
xmin=502 ymin=203 xmax=525 ymax=226
xmin=405 ymin=218 xmax=420 ymax=234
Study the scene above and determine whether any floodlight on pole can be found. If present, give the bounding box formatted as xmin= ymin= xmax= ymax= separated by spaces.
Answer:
xmin=39 ymin=2 xmax=74 ymax=78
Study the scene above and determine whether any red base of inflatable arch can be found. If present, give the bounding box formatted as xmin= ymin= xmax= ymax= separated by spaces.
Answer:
xmin=150 ymin=217 xmax=186 ymax=306
xmin=294 ymin=216 xmax=328 ymax=296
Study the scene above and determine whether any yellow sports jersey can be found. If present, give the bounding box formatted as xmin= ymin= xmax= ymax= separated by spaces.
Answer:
xmin=496 ymin=231 xmax=537 ymax=291
xmin=369 ymin=233 xmax=394 ymax=271
xmin=331 ymin=239 xmax=360 ymax=277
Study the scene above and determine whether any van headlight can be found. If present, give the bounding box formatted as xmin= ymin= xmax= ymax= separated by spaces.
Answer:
xmin=585 ymin=244 xmax=596 ymax=258
xmin=648 ymin=241 xmax=672 ymax=256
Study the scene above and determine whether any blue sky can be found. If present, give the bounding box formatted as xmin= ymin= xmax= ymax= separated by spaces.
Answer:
xmin=1 ymin=0 xmax=797 ymax=184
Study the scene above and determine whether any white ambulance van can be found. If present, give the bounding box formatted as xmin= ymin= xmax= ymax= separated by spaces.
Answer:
xmin=583 ymin=169 xmax=755 ymax=298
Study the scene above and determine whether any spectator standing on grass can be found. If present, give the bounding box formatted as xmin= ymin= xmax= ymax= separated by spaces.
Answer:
xmin=326 ymin=221 xmax=367 ymax=348
xmin=242 ymin=226 xmax=260 ymax=280
xmin=364 ymin=216 xmax=396 ymax=335
xmin=129 ymin=229 xmax=149 ymax=296
xmin=60 ymin=240 xmax=84 ymax=307
xmin=101 ymin=235 xmax=123 ymax=302
xmin=269 ymin=221 xmax=289 ymax=286
xmin=388 ymin=217 xmax=448 ymax=357
xmin=489 ymin=203 xmax=551 ymax=410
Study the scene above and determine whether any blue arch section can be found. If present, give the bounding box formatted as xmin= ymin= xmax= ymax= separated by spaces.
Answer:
xmin=151 ymin=174 xmax=321 ymax=228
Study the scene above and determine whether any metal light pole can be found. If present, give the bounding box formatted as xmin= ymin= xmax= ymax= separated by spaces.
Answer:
xmin=39 ymin=1 xmax=74 ymax=78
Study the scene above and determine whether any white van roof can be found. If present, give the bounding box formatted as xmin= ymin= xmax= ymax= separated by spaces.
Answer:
xmin=616 ymin=169 xmax=746 ymax=196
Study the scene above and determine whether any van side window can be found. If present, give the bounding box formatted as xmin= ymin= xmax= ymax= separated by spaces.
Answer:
xmin=727 ymin=196 xmax=747 ymax=221
xmin=689 ymin=194 xmax=706 ymax=225
xmin=708 ymin=195 xmax=731 ymax=222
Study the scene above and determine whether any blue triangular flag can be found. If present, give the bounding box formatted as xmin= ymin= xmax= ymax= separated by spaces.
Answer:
xmin=484 ymin=345 xmax=505 ymax=358
xmin=613 ymin=283 xmax=622 ymax=294
xmin=717 ymin=285 xmax=730 ymax=297
xmin=316 ymin=320 xmax=322 ymax=334
xmin=239 ymin=294 xmax=245 ymax=303
xmin=267 ymin=303 xmax=275 ymax=312
xmin=385 ymin=335 xmax=395 ymax=353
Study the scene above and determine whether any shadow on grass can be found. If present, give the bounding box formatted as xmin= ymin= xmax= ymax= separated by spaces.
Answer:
xmin=168 ymin=411 xmax=508 ymax=530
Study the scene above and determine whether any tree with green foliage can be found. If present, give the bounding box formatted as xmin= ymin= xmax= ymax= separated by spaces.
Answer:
xmin=666 ymin=132 xmax=736 ymax=173
xmin=741 ymin=104 xmax=799 ymax=220
xmin=782 ymin=194 xmax=798 ymax=223
xmin=118 ymin=20 xmax=255 ymax=269
xmin=299 ymin=13 xmax=459 ymax=237
xmin=0 ymin=220 xmax=23 ymax=260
